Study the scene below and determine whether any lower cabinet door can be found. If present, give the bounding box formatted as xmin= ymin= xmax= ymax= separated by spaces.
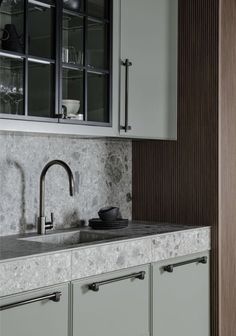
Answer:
xmin=72 ymin=265 xmax=150 ymax=336
xmin=0 ymin=284 xmax=69 ymax=336
xmin=152 ymin=252 xmax=210 ymax=336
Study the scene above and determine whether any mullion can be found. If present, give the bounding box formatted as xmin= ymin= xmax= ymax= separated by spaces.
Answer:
xmin=84 ymin=9 xmax=88 ymax=122
xmin=108 ymin=0 xmax=112 ymax=125
xmin=55 ymin=0 xmax=62 ymax=118
xmin=24 ymin=0 xmax=29 ymax=116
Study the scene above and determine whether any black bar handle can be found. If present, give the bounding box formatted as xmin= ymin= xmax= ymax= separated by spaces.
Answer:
xmin=0 ymin=292 xmax=62 ymax=311
xmin=121 ymin=58 xmax=132 ymax=132
xmin=88 ymin=271 xmax=146 ymax=292
xmin=163 ymin=256 xmax=208 ymax=273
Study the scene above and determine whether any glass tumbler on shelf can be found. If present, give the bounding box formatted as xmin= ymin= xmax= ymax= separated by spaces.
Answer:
xmin=62 ymin=12 xmax=84 ymax=66
xmin=8 ymin=71 xmax=23 ymax=115
xmin=0 ymin=55 xmax=24 ymax=115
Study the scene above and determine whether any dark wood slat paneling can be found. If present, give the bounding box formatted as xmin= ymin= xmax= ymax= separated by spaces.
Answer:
xmin=132 ymin=1 xmax=219 ymax=335
xmin=133 ymin=0 xmax=219 ymax=226
xmin=219 ymin=1 xmax=236 ymax=335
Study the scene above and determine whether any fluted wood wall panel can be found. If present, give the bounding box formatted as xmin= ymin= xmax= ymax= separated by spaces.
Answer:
xmin=219 ymin=1 xmax=236 ymax=335
xmin=132 ymin=1 xmax=219 ymax=335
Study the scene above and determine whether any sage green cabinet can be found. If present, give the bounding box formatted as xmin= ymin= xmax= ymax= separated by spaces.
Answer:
xmin=0 ymin=284 xmax=69 ymax=336
xmin=0 ymin=253 xmax=210 ymax=336
xmin=152 ymin=252 xmax=210 ymax=336
xmin=72 ymin=265 xmax=150 ymax=336
xmin=119 ymin=0 xmax=178 ymax=139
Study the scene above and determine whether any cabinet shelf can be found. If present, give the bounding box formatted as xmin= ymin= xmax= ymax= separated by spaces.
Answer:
xmin=63 ymin=8 xmax=109 ymax=24
xmin=28 ymin=56 xmax=55 ymax=64
xmin=0 ymin=50 xmax=25 ymax=59
xmin=0 ymin=50 xmax=55 ymax=65
xmin=0 ymin=1 xmax=54 ymax=16
xmin=62 ymin=62 xmax=109 ymax=74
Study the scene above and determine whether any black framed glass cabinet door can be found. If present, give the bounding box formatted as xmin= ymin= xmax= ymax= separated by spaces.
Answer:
xmin=0 ymin=0 xmax=113 ymax=129
xmin=0 ymin=0 xmax=58 ymax=121
xmin=60 ymin=0 xmax=112 ymax=126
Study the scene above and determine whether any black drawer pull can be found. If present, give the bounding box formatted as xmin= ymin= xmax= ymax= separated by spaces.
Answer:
xmin=163 ymin=256 xmax=208 ymax=273
xmin=88 ymin=271 xmax=146 ymax=292
xmin=0 ymin=292 xmax=62 ymax=311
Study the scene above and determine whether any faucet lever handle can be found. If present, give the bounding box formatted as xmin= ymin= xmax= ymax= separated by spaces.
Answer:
xmin=50 ymin=212 xmax=54 ymax=224
xmin=45 ymin=212 xmax=54 ymax=230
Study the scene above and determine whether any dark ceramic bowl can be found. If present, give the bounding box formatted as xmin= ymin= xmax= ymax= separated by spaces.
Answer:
xmin=98 ymin=206 xmax=120 ymax=221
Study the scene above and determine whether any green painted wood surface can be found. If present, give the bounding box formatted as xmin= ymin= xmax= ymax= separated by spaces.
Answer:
xmin=72 ymin=265 xmax=150 ymax=336
xmin=152 ymin=252 xmax=210 ymax=336
xmin=0 ymin=284 xmax=69 ymax=336
xmin=119 ymin=0 xmax=178 ymax=139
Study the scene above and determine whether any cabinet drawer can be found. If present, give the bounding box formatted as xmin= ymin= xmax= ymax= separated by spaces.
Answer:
xmin=72 ymin=265 xmax=150 ymax=336
xmin=152 ymin=252 xmax=210 ymax=336
xmin=0 ymin=284 xmax=69 ymax=336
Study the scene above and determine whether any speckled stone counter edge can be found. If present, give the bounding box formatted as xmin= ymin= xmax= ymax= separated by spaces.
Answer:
xmin=0 ymin=227 xmax=210 ymax=297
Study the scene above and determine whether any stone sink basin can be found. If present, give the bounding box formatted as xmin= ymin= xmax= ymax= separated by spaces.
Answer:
xmin=19 ymin=230 xmax=124 ymax=247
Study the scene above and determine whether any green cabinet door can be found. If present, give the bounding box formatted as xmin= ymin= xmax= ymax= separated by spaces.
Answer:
xmin=119 ymin=0 xmax=178 ymax=140
xmin=72 ymin=265 xmax=150 ymax=336
xmin=0 ymin=284 xmax=69 ymax=336
xmin=152 ymin=252 xmax=210 ymax=336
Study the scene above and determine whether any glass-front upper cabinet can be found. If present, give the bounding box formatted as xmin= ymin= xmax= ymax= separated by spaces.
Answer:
xmin=0 ymin=0 xmax=57 ymax=120
xmin=0 ymin=0 xmax=112 ymax=126
xmin=27 ymin=0 xmax=56 ymax=119
xmin=61 ymin=0 xmax=111 ymax=125
xmin=0 ymin=0 xmax=25 ymax=117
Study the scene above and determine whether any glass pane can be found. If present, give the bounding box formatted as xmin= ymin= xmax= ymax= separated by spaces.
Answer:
xmin=87 ymin=0 xmax=108 ymax=18
xmin=28 ymin=61 xmax=54 ymax=117
xmin=0 ymin=0 xmax=24 ymax=53
xmin=62 ymin=68 xmax=84 ymax=120
xmin=62 ymin=13 xmax=84 ymax=66
xmin=0 ymin=55 xmax=24 ymax=115
xmin=87 ymin=20 xmax=108 ymax=70
xmin=87 ymin=72 xmax=108 ymax=123
xmin=39 ymin=0 xmax=55 ymax=5
xmin=28 ymin=1 xmax=55 ymax=59
xmin=63 ymin=0 xmax=84 ymax=12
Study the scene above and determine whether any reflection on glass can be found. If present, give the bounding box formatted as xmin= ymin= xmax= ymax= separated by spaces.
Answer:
xmin=62 ymin=14 xmax=83 ymax=66
xmin=0 ymin=0 xmax=24 ymax=53
xmin=87 ymin=20 xmax=108 ymax=69
xmin=87 ymin=72 xmax=108 ymax=123
xmin=63 ymin=0 xmax=83 ymax=12
xmin=28 ymin=2 xmax=55 ymax=59
xmin=39 ymin=1 xmax=55 ymax=5
xmin=87 ymin=0 xmax=107 ymax=18
xmin=0 ymin=55 xmax=24 ymax=115
xmin=28 ymin=61 xmax=54 ymax=118
xmin=62 ymin=68 xmax=84 ymax=120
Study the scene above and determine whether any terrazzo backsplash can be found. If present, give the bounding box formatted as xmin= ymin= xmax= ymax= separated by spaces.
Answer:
xmin=0 ymin=132 xmax=132 ymax=236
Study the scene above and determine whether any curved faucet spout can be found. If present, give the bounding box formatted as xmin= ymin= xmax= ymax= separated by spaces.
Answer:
xmin=38 ymin=160 xmax=75 ymax=234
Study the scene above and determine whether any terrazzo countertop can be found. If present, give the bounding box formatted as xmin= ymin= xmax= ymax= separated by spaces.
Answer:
xmin=0 ymin=221 xmax=211 ymax=297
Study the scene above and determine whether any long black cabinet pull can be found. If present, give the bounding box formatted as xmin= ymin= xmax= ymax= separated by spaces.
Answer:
xmin=88 ymin=271 xmax=146 ymax=292
xmin=121 ymin=58 xmax=132 ymax=132
xmin=163 ymin=256 xmax=208 ymax=273
xmin=0 ymin=292 xmax=62 ymax=311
